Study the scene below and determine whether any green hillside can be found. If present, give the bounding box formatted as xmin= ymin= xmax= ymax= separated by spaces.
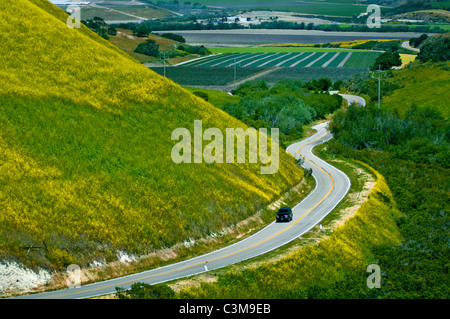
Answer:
xmin=0 ymin=0 xmax=303 ymax=271
xmin=383 ymin=61 xmax=450 ymax=118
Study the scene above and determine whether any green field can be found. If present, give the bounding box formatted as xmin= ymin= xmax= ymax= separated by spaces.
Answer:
xmin=194 ymin=0 xmax=369 ymax=17
xmin=181 ymin=51 xmax=380 ymax=68
xmin=208 ymin=47 xmax=362 ymax=54
xmin=260 ymin=67 xmax=369 ymax=84
xmin=383 ymin=62 xmax=450 ymax=118
xmin=430 ymin=1 xmax=450 ymax=9
xmin=157 ymin=49 xmax=380 ymax=86
xmin=341 ymin=52 xmax=382 ymax=68
xmin=150 ymin=66 xmax=267 ymax=85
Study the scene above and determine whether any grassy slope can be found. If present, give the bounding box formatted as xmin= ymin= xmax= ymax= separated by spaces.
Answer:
xmin=108 ymin=30 xmax=155 ymax=63
xmin=183 ymin=87 xmax=241 ymax=107
xmin=109 ymin=29 xmax=185 ymax=64
xmin=0 ymin=0 xmax=303 ymax=270
xmin=383 ymin=62 xmax=450 ymax=118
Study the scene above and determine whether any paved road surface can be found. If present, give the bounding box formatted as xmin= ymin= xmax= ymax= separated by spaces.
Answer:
xmin=12 ymin=95 xmax=363 ymax=299
xmin=401 ymin=41 xmax=420 ymax=53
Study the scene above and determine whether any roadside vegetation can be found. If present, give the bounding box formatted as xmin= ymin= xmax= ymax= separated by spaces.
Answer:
xmin=219 ymin=79 xmax=343 ymax=148
xmin=175 ymin=162 xmax=403 ymax=298
xmin=323 ymin=104 xmax=449 ymax=297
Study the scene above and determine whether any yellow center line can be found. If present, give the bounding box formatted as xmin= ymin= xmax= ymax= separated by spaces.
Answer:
xmin=44 ymin=131 xmax=335 ymax=299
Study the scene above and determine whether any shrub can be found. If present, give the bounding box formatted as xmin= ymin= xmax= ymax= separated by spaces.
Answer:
xmin=134 ymin=39 xmax=160 ymax=57
xmin=409 ymin=34 xmax=428 ymax=48
xmin=304 ymin=78 xmax=332 ymax=92
xmin=417 ymin=35 xmax=450 ymax=62
xmin=192 ymin=91 xmax=208 ymax=101
xmin=107 ymin=27 xmax=117 ymax=36
xmin=116 ymin=283 xmax=176 ymax=299
xmin=133 ymin=25 xmax=151 ymax=37
xmin=371 ymin=52 xmax=402 ymax=70
xmin=159 ymin=33 xmax=186 ymax=43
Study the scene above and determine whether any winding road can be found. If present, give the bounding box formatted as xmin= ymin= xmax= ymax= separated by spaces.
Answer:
xmin=13 ymin=95 xmax=364 ymax=299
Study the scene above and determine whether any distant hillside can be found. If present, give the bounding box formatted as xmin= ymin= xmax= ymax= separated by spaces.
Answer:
xmin=383 ymin=61 xmax=450 ymax=118
xmin=392 ymin=9 xmax=450 ymax=23
xmin=0 ymin=0 xmax=303 ymax=271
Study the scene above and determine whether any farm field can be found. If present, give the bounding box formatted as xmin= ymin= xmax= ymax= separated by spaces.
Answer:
xmin=166 ymin=29 xmax=425 ymax=45
xmin=207 ymin=47 xmax=360 ymax=53
xmin=150 ymin=66 xmax=267 ymax=86
xmin=152 ymin=50 xmax=380 ymax=86
xmin=193 ymin=0 xmax=369 ymax=17
xmin=179 ymin=51 xmax=379 ymax=68
xmin=260 ymin=67 xmax=369 ymax=84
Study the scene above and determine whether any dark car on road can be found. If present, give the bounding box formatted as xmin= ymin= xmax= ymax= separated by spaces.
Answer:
xmin=276 ymin=207 xmax=293 ymax=222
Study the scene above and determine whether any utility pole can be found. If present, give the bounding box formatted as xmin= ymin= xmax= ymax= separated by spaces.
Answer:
xmin=163 ymin=52 xmax=166 ymax=77
xmin=234 ymin=57 xmax=237 ymax=89
xmin=376 ymin=64 xmax=382 ymax=108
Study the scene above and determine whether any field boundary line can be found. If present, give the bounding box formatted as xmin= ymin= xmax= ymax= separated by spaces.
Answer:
xmin=275 ymin=52 xmax=304 ymax=67
xmin=194 ymin=53 xmax=236 ymax=67
xmin=338 ymin=52 xmax=353 ymax=68
xmin=243 ymin=53 xmax=279 ymax=67
xmin=208 ymin=53 xmax=251 ymax=67
xmin=227 ymin=53 xmax=268 ymax=67
xmin=174 ymin=53 xmax=224 ymax=66
xmin=290 ymin=52 xmax=315 ymax=67
xmin=321 ymin=52 xmax=341 ymax=68
xmin=306 ymin=52 xmax=329 ymax=67
xmin=258 ymin=52 xmax=292 ymax=67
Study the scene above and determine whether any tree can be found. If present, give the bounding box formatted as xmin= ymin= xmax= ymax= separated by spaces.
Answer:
xmin=332 ymin=80 xmax=343 ymax=91
xmin=160 ymin=33 xmax=186 ymax=43
xmin=133 ymin=25 xmax=151 ymax=37
xmin=193 ymin=91 xmax=208 ymax=101
xmin=371 ymin=52 xmax=401 ymax=70
xmin=304 ymin=78 xmax=332 ymax=92
xmin=107 ymin=26 xmax=117 ymax=36
xmin=134 ymin=39 xmax=159 ymax=57
xmin=409 ymin=33 xmax=428 ymax=48
xmin=84 ymin=16 xmax=106 ymax=29
xmin=94 ymin=27 xmax=109 ymax=40
xmin=82 ymin=17 xmax=109 ymax=40
xmin=417 ymin=35 xmax=450 ymax=62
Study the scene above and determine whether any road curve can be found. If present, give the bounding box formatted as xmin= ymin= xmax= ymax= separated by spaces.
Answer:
xmin=401 ymin=41 xmax=420 ymax=53
xmin=12 ymin=95 xmax=363 ymax=299
xmin=340 ymin=94 xmax=366 ymax=107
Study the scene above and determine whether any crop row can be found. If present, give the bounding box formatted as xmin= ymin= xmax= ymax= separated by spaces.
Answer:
xmin=151 ymin=65 xmax=369 ymax=86
xmin=178 ymin=51 xmax=380 ymax=68
xmin=260 ymin=67 xmax=369 ymax=83
xmin=343 ymin=51 xmax=382 ymax=67
xmin=150 ymin=66 xmax=267 ymax=86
